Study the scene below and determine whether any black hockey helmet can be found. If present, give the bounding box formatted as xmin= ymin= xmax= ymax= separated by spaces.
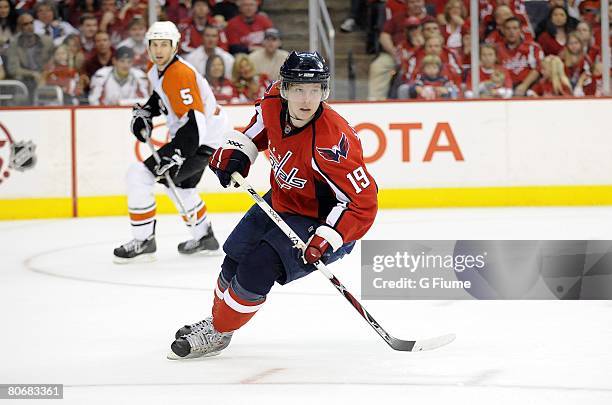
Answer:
xmin=279 ymin=51 xmax=330 ymax=100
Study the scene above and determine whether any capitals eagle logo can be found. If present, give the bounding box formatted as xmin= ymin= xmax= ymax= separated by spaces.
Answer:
xmin=316 ymin=133 xmax=349 ymax=163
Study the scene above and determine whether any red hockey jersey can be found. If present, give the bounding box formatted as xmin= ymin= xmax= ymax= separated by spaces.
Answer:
xmin=497 ymin=40 xmax=544 ymax=86
xmin=242 ymin=83 xmax=378 ymax=243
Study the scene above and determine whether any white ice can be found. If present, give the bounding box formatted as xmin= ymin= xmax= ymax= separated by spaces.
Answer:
xmin=1 ymin=206 xmax=612 ymax=404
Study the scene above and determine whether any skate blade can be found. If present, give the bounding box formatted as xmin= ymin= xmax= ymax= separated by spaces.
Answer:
xmin=112 ymin=253 xmax=157 ymax=265
xmin=166 ymin=350 xmax=222 ymax=360
xmin=178 ymin=248 xmax=222 ymax=257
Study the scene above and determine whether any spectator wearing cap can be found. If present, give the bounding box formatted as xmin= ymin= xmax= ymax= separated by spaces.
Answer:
xmin=225 ymin=0 xmax=273 ymax=54
xmin=184 ymin=24 xmax=234 ymax=79
xmin=88 ymin=45 xmax=149 ymax=105
xmin=389 ymin=16 xmax=423 ymax=97
xmin=368 ymin=0 xmax=428 ymax=100
xmin=117 ymin=17 xmax=148 ymax=71
xmin=6 ymin=13 xmax=54 ymax=98
xmin=178 ymin=0 xmax=215 ymax=54
xmin=82 ymin=31 xmax=114 ymax=82
xmin=34 ymin=0 xmax=78 ymax=46
xmin=247 ymin=28 xmax=288 ymax=81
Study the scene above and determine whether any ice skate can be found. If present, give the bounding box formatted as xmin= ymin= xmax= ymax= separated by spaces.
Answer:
xmin=177 ymin=227 xmax=220 ymax=255
xmin=167 ymin=317 xmax=233 ymax=360
xmin=113 ymin=235 xmax=156 ymax=263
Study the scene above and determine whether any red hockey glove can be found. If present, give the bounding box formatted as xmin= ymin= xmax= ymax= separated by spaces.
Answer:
xmin=303 ymin=226 xmax=344 ymax=264
xmin=209 ymin=130 xmax=259 ymax=188
xmin=209 ymin=148 xmax=251 ymax=188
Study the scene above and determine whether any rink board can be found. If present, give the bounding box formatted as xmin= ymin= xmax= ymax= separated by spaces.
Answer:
xmin=1 ymin=98 xmax=611 ymax=219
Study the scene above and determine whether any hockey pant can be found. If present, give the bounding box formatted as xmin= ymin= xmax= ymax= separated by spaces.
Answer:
xmin=126 ymin=144 xmax=214 ymax=241
xmin=210 ymin=192 xmax=356 ymax=333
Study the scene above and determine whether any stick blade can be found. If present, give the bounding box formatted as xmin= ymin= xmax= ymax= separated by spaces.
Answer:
xmin=390 ymin=333 xmax=456 ymax=352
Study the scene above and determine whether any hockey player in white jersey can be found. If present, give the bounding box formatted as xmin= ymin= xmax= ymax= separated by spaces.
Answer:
xmin=113 ymin=21 xmax=230 ymax=263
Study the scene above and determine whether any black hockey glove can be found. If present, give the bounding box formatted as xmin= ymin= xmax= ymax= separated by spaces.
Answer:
xmin=154 ymin=149 xmax=185 ymax=180
xmin=209 ymin=147 xmax=251 ymax=188
xmin=131 ymin=103 xmax=153 ymax=142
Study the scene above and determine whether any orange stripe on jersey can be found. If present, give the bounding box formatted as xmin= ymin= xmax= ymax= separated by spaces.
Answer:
xmin=162 ymin=60 xmax=205 ymax=118
xmin=182 ymin=204 xmax=206 ymax=222
xmin=129 ymin=209 xmax=156 ymax=221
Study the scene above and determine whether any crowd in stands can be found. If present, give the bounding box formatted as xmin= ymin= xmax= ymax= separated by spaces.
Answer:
xmin=0 ymin=0 xmax=289 ymax=106
xmin=341 ymin=0 xmax=611 ymax=100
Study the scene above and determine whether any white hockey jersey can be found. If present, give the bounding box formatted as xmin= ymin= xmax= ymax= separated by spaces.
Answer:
xmin=88 ymin=66 xmax=150 ymax=106
xmin=147 ymin=56 xmax=228 ymax=150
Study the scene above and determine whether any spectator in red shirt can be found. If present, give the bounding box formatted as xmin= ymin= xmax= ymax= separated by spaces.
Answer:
xmin=231 ymin=53 xmax=270 ymax=101
xmin=42 ymin=44 xmax=81 ymax=103
xmin=82 ymin=30 xmax=113 ymax=84
xmin=225 ymin=0 xmax=273 ymax=54
xmin=99 ymin=0 xmax=124 ymax=46
xmin=560 ymin=31 xmax=592 ymax=88
xmin=534 ymin=0 xmax=578 ymax=37
xmin=528 ymin=54 xmax=572 ymax=96
xmin=368 ymin=0 xmax=429 ymax=100
xmin=536 ymin=6 xmax=571 ymax=55
xmin=63 ymin=33 xmax=86 ymax=72
xmin=574 ymin=61 xmax=604 ymax=96
xmin=440 ymin=0 xmax=468 ymax=53
xmin=484 ymin=5 xmax=534 ymax=45
xmin=398 ymin=54 xmax=458 ymax=99
xmin=497 ymin=16 xmax=544 ymax=95
xmin=118 ymin=0 xmax=147 ymax=30
xmin=398 ymin=16 xmax=425 ymax=68
xmin=575 ymin=21 xmax=600 ymax=63
xmin=402 ymin=35 xmax=462 ymax=86
xmin=389 ymin=16 xmax=424 ymax=97
xmin=205 ymin=53 xmax=238 ymax=104
xmin=178 ymin=0 xmax=215 ymax=54
xmin=465 ymin=43 xmax=513 ymax=98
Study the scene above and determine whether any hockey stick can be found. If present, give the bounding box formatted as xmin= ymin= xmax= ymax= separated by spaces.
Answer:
xmin=231 ymin=172 xmax=456 ymax=352
xmin=142 ymin=130 xmax=198 ymax=238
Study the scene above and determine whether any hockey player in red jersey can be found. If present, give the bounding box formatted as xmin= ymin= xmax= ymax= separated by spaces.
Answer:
xmin=168 ymin=51 xmax=378 ymax=359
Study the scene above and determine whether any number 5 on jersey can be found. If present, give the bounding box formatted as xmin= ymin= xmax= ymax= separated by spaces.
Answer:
xmin=180 ymin=88 xmax=193 ymax=105
xmin=347 ymin=166 xmax=370 ymax=193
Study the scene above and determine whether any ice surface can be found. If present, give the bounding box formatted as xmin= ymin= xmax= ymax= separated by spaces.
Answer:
xmin=1 ymin=207 xmax=612 ymax=404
